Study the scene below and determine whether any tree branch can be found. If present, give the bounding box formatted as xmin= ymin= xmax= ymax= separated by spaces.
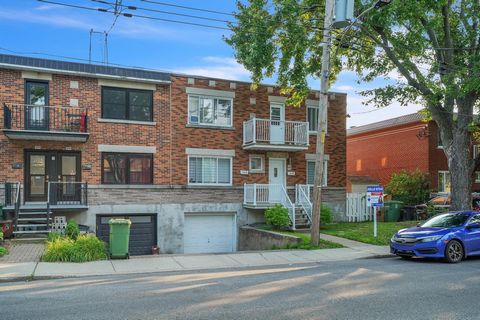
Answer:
xmin=442 ymin=1 xmax=454 ymax=67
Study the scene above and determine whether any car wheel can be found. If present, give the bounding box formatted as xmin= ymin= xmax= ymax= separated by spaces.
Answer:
xmin=445 ymin=240 xmax=464 ymax=263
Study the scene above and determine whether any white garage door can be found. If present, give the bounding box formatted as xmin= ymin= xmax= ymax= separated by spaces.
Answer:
xmin=184 ymin=214 xmax=236 ymax=253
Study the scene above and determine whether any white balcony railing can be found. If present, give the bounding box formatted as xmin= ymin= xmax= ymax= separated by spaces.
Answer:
xmin=244 ymin=183 xmax=296 ymax=229
xmin=243 ymin=118 xmax=309 ymax=147
xmin=295 ymin=184 xmax=313 ymax=223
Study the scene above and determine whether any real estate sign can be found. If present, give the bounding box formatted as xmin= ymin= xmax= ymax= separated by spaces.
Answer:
xmin=367 ymin=186 xmax=384 ymax=207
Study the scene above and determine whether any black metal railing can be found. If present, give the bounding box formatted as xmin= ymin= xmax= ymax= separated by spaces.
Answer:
xmin=4 ymin=182 xmax=20 ymax=207
xmin=47 ymin=181 xmax=88 ymax=206
xmin=3 ymin=103 xmax=88 ymax=133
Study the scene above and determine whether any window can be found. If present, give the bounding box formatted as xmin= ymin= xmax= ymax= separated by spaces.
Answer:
xmin=437 ymin=131 xmax=443 ymax=148
xmin=438 ymin=171 xmax=451 ymax=193
xmin=307 ymin=105 xmax=327 ymax=133
xmin=188 ymin=95 xmax=232 ymax=127
xmin=475 ymin=172 xmax=480 ymax=183
xmin=102 ymin=153 xmax=153 ymax=184
xmin=307 ymin=160 xmax=328 ymax=186
xmin=249 ymin=155 xmax=264 ymax=173
xmin=102 ymin=87 xmax=153 ymax=122
xmin=188 ymin=156 xmax=232 ymax=185
xmin=474 ymin=145 xmax=480 ymax=159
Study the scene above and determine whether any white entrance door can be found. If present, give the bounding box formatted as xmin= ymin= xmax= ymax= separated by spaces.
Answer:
xmin=184 ymin=214 xmax=236 ymax=253
xmin=269 ymin=158 xmax=286 ymax=203
xmin=270 ymin=103 xmax=285 ymax=144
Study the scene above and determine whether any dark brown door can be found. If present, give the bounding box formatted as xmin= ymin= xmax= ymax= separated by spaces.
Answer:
xmin=25 ymin=151 xmax=80 ymax=202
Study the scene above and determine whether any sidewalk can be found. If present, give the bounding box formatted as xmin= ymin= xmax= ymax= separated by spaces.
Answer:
xmin=0 ymin=238 xmax=391 ymax=282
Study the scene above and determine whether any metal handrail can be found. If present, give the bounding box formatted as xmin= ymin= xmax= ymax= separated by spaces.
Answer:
xmin=296 ymin=184 xmax=313 ymax=224
xmin=13 ymin=182 xmax=21 ymax=232
xmin=47 ymin=181 xmax=88 ymax=206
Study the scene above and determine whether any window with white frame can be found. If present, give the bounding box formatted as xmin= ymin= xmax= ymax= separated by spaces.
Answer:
xmin=188 ymin=95 xmax=232 ymax=127
xmin=188 ymin=156 xmax=232 ymax=185
xmin=438 ymin=171 xmax=451 ymax=193
xmin=474 ymin=145 xmax=480 ymax=159
xmin=307 ymin=104 xmax=327 ymax=133
xmin=475 ymin=172 xmax=480 ymax=183
xmin=249 ymin=155 xmax=264 ymax=173
xmin=307 ymin=160 xmax=328 ymax=186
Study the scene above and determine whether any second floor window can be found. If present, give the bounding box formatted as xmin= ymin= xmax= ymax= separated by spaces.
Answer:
xmin=307 ymin=104 xmax=327 ymax=133
xmin=102 ymin=153 xmax=153 ymax=184
xmin=188 ymin=95 xmax=232 ymax=127
xmin=102 ymin=87 xmax=153 ymax=122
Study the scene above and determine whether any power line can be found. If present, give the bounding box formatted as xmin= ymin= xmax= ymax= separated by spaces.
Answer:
xmin=141 ymin=0 xmax=234 ymax=17
xmin=91 ymin=0 xmax=235 ymax=24
xmin=38 ymin=0 xmax=230 ymax=30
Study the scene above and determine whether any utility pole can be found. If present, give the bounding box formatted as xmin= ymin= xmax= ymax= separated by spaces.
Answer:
xmin=311 ymin=0 xmax=335 ymax=246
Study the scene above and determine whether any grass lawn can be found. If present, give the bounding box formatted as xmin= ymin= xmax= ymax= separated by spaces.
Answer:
xmin=321 ymin=221 xmax=419 ymax=246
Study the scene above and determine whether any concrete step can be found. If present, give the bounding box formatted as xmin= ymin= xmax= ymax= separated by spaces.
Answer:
xmin=17 ymin=217 xmax=52 ymax=222
xmin=13 ymin=230 xmax=50 ymax=234
xmin=17 ymin=224 xmax=48 ymax=228
xmin=18 ymin=212 xmax=49 ymax=215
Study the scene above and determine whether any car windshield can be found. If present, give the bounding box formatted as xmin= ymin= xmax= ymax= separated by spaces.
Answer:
xmin=421 ymin=213 xmax=470 ymax=228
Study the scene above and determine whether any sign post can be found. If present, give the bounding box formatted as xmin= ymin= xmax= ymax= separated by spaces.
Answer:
xmin=367 ymin=186 xmax=384 ymax=238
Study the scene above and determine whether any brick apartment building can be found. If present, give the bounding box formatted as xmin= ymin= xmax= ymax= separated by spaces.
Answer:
xmin=347 ymin=113 xmax=480 ymax=193
xmin=0 ymin=54 xmax=347 ymax=254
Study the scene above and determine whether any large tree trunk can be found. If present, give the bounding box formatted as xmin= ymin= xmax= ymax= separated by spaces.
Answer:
xmin=442 ymin=125 xmax=473 ymax=210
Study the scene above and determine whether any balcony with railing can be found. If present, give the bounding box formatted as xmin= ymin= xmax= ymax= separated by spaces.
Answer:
xmin=3 ymin=103 xmax=89 ymax=142
xmin=243 ymin=118 xmax=309 ymax=151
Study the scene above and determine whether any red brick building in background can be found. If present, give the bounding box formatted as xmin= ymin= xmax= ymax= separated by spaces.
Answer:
xmin=347 ymin=113 xmax=480 ymax=193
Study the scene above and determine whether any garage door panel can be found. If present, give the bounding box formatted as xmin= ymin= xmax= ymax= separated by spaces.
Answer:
xmin=97 ymin=215 xmax=156 ymax=256
xmin=184 ymin=214 xmax=235 ymax=254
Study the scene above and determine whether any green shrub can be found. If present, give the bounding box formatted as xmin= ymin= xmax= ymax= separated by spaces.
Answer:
xmin=321 ymin=204 xmax=333 ymax=224
xmin=385 ymin=169 xmax=430 ymax=205
xmin=47 ymin=232 xmax=61 ymax=242
xmin=65 ymin=220 xmax=80 ymax=240
xmin=42 ymin=234 xmax=107 ymax=263
xmin=0 ymin=231 xmax=4 ymax=241
xmin=0 ymin=246 xmax=8 ymax=257
xmin=265 ymin=204 xmax=290 ymax=230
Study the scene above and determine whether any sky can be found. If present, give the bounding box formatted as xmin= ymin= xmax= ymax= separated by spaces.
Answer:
xmin=0 ymin=0 xmax=423 ymax=127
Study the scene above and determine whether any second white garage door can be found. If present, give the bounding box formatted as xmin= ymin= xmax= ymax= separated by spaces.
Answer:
xmin=184 ymin=214 xmax=236 ymax=254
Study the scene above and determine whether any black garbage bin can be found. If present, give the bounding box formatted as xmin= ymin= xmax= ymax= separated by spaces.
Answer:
xmin=401 ymin=206 xmax=416 ymax=221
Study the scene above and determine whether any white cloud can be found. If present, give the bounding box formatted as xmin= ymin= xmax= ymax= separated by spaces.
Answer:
xmin=332 ymin=84 xmax=355 ymax=91
xmin=175 ymin=56 xmax=251 ymax=80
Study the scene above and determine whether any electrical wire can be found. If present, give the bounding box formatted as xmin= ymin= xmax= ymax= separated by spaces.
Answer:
xmin=141 ymin=0 xmax=234 ymax=17
xmin=92 ymin=0 xmax=235 ymax=24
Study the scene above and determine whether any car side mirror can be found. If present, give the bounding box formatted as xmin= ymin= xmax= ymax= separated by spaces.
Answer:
xmin=466 ymin=223 xmax=480 ymax=229
xmin=416 ymin=223 xmax=421 ymax=227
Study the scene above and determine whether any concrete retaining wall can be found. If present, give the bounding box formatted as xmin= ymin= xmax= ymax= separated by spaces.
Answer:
xmin=238 ymin=226 xmax=302 ymax=251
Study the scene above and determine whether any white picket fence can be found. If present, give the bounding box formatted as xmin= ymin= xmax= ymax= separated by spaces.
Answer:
xmin=346 ymin=192 xmax=374 ymax=222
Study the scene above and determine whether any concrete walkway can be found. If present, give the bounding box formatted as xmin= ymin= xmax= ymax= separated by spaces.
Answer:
xmin=0 ymin=240 xmax=391 ymax=282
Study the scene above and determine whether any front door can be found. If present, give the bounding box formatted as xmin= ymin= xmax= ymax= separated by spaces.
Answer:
xmin=25 ymin=151 xmax=80 ymax=203
xmin=270 ymin=103 xmax=285 ymax=144
xmin=268 ymin=158 xmax=286 ymax=203
xmin=25 ymin=80 xmax=49 ymax=131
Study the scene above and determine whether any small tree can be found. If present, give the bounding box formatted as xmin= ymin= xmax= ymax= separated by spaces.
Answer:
xmin=265 ymin=204 xmax=290 ymax=230
xmin=386 ymin=170 xmax=430 ymax=205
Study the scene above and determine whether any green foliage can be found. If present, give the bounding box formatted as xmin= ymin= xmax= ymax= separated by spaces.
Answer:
xmin=386 ymin=170 xmax=430 ymax=205
xmin=0 ymin=231 xmax=4 ymax=241
xmin=264 ymin=204 xmax=290 ymax=229
xmin=42 ymin=235 xmax=107 ymax=263
xmin=321 ymin=204 xmax=333 ymax=224
xmin=65 ymin=220 xmax=80 ymax=240
xmin=47 ymin=232 xmax=61 ymax=242
xmin=0 ymin=246 xmax=7 ymax=257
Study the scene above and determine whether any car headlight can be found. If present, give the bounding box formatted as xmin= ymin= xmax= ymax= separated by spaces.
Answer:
xmin=390 ymin=235 xmax=397 ymax=242
xmin=418 ymin=235 xmax=443 ymax=242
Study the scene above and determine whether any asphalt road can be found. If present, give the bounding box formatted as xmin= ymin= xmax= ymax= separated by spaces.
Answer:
xmin=2 ymin=256 xmax=480 ymax=320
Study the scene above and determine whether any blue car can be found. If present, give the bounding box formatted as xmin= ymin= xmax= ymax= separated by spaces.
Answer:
xmin=390 ymin=211 xmax=480 ymax=263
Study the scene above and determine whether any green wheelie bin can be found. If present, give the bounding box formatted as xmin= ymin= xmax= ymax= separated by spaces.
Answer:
xmin=384 ymin=201 xmax=403 ymax=222
xmin=109 ymin=218 xmax=131 ymax=259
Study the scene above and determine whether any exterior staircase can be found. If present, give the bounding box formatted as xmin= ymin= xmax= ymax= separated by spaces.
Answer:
xmin=294 ymin=207 xmax=311 ymax=230
xmin=14 ymin=207 xmax=52 ymax=237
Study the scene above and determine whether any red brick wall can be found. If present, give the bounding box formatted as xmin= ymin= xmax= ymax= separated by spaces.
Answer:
xmin=0 ymin=68 xmax=346 ymax=189
xmin=170 ymin=75 xmax=346 ymax=188
xmin=0 ymin=69 xmax=171 ymax=185
xmin=347 ymin=121 xmax=429 ymax=186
